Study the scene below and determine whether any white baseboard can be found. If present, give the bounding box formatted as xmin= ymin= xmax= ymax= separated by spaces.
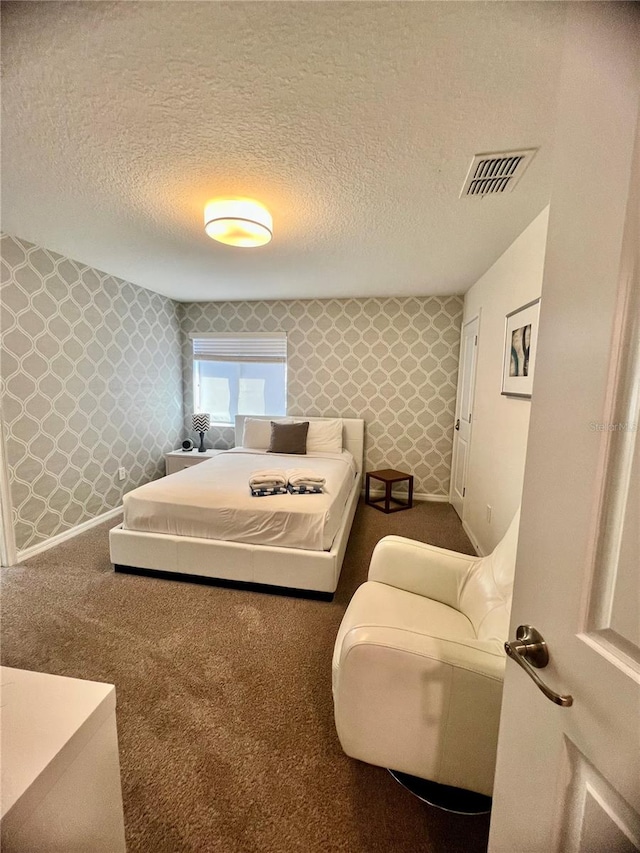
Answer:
xmin=462 ymin=520 xmax=485 ymax=556
xmin=16 ymin=506 xmax=123 ymax=564
xmin=413 ymin=493 xmax=449 ymax=503
xmin=362 ymin=489 xmax=449 ymax=503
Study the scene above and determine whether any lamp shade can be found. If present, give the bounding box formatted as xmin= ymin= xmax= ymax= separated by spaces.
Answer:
xmin=192 ymin=413 xmax=211 ymax=432
xmin=204 ymin=198 xmax=272 ymax=248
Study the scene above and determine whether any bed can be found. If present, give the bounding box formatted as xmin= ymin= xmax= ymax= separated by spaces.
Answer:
xmin=109 ymin=416 xmax=364 ymax=599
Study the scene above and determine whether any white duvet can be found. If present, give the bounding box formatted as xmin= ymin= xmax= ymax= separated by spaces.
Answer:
xmin=122 ymin=448 xmax=357 ymax=552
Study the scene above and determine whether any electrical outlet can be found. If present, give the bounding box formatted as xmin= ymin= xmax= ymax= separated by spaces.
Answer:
xmin=118 ymin=467 xmax=126 ymax=481
xmin=486 ymin=505 xmax=492 ymax=523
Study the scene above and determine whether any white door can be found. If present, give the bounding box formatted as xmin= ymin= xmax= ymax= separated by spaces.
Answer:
xmin=450 ymin=315 xmax=478 ymax=519
xmin=489 ymin=7 xmax=639 ymax=852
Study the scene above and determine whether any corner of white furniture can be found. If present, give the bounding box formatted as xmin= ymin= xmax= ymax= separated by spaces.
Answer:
xmin=0 ymin=667 xmax=126 ymax=853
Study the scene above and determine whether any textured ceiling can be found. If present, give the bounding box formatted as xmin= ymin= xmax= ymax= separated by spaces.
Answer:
xmin=2 ymin=1 xmax=566 ymax=302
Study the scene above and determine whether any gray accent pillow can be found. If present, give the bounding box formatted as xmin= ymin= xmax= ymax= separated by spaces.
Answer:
xmin=267 ymin=421 xmax=309 ymax=455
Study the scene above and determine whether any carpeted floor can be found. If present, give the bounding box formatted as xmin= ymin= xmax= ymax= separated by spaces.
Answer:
xmin=1 ymin=500 xmax=490 ymax=853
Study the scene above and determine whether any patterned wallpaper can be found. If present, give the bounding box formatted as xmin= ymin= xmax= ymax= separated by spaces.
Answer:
xmin=0 ymin=232 xmax=462 ymax=552
xmin=178 ymin=297 xmax=463 ymax=498
xmin=1 ymin=234 xmax=183 ymax=552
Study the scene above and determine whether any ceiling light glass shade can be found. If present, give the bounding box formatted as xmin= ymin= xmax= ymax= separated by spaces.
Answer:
xmin=204 ymin=198 xmax=273 ymax=247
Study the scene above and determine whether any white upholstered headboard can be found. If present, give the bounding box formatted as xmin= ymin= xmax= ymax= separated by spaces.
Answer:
xmin=234 ymin=415 xmax=365 ymax=478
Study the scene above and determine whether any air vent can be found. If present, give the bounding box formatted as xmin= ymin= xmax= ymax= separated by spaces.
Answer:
xmin=460 ymin=148 xmax=537 ymax=198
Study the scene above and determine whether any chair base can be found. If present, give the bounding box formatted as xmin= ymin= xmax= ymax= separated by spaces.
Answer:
xmin=388 ymin=770 xmax=492 ymax=815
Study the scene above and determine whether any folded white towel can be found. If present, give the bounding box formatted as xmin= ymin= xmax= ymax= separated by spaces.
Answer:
xmin=286 ymin=468 xmax=326 ymax=487
xmin=249 ymin=469 xmax=287 ymax=488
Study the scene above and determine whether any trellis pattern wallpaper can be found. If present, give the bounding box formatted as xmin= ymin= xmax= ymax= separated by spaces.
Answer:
xmin=1 ymin=231 xmax=462 ymax=554
xmin=1 ymin=234 xmax=183 ymax=552
xmin=178 ymin=296 xmax=463 ymax=498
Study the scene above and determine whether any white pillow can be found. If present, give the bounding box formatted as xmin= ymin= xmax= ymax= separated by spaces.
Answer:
xmin=299 ymin=419 xmax=343 ymax=453
xmin=242 ymin=418 xmax=292 ymax=450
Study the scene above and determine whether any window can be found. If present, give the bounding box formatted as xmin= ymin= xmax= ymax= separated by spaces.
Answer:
xmin=192 ymin=333 xmax=287 ymax=425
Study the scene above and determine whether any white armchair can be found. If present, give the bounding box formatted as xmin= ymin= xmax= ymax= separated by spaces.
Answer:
xmin=332 ymin=510 xmax=520 ymax=797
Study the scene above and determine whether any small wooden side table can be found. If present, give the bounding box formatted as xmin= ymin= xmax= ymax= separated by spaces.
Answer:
xmin=365 ymin=468 xmax=414 ymax=513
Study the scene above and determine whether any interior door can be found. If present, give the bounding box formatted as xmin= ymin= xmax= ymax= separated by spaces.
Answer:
xmin=450 ymin=315 xmax=478 ymax=519
xmin=489 ymin=7 xmax=639 ymax=852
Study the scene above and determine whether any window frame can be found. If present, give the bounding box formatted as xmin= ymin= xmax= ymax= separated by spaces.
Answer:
xmin=191 ymin=332 xmax=288 ymax=427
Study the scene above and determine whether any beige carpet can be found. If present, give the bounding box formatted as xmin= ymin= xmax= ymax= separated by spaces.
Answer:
xmin=1 ymin=500 xmax=490 ymax=853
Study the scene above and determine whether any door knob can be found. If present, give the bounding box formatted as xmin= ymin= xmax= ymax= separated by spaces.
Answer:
xmin=455 ymin=419 xmax=460 ymax=431
xmin=505 ymin=625 xmax=573 ymax=707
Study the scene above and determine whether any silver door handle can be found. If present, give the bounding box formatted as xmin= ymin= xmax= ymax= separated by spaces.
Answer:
xmin=505 ymin=625 xmax=573 ymax=707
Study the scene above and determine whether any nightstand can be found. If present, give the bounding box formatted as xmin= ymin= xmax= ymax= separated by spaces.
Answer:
xmin=164 ymin=449 xmax=223 ymax=476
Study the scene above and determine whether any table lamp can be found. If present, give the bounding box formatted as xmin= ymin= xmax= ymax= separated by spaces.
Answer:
xmin=192 ymin=413 xmax=211 ymax=453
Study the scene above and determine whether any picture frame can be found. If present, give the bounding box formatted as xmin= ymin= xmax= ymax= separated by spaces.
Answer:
xmin=501 ymin=298 xmax=541 ymax=398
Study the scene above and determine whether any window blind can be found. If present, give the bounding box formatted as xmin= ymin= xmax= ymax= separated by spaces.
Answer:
xmin=191 ymin=333 xmax=287 ymax=363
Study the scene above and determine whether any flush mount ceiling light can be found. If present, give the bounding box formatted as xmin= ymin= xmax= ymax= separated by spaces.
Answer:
xmin=204 ymin=198 xmax=273 ymax=247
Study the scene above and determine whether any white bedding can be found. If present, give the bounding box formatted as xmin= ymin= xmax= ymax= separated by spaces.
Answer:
xmin=122 ymin=448 xmax=357 ymax=552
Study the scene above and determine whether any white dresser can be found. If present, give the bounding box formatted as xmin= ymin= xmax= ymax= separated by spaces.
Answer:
xmin=164 ymin=448 xmax=223 ymax=475
xmin=0 ymin=667 xmax=126 ymax=852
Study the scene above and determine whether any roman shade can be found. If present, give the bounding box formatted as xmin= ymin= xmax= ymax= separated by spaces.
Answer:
xmin=191 ymin=334 xmax=286 ymax=363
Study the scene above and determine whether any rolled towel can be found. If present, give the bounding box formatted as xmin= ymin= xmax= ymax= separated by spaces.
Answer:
xmin=249 ymin=469 xmax=287 ymax=488
xmin=286 ymin=468 xmax=326 ymax=488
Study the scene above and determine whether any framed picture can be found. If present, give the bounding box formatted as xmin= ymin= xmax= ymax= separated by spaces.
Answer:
xmin=501 ymin=298 xmax=541 ymax=398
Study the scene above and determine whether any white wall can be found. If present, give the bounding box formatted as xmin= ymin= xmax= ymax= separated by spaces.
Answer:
xmin=461 ymin=207 xmax=549 ymax=554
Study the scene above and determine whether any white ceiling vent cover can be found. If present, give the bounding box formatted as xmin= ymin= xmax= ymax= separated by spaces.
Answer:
xmin=460 ymin=148 xmax=537 ymax=198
